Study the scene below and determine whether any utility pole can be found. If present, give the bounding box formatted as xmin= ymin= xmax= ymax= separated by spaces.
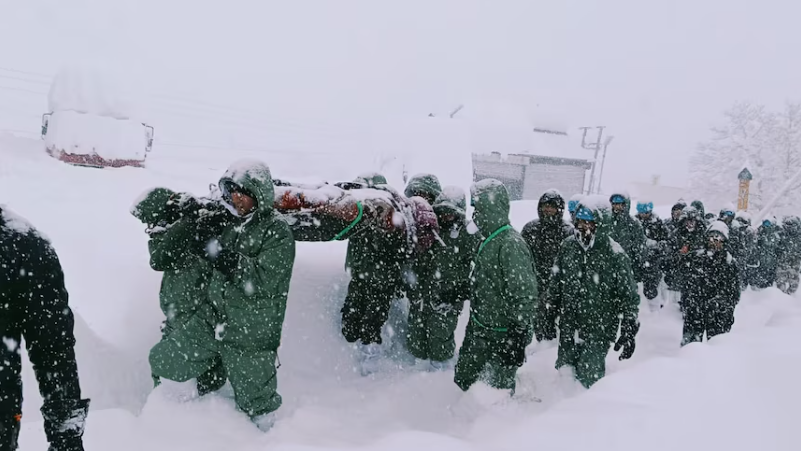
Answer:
xmin=580 ymin=126 xmax=606 ymax=194
xmin=596 ymin=135 xmax=614 ymax=194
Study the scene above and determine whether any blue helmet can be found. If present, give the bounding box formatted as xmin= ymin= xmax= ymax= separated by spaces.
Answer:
xmin=636 ymin=202 xmax=653 ymax=214
xmin=568 ymin=199 xmax=579 ymax=213
xmin=610 ymin=194 xmax=626 ymax=204
xmin=575 ymin=206 xmax=595 ymax=221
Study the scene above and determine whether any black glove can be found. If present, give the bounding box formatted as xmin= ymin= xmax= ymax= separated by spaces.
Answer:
xmin=534 ymin=299 xmax=558 ymax=342
xmin=178 ymin=195 xmax=203 ymax=219
xmin=41 ymin=398 xmax=89 ymax=451
xmin=211 ymin=248 xmax=241 ymax=278
xmin=499 ymin=324 xmax=529 ymax=367
xmin=614 ymin=318 xmax=640 ymax=361
xmin=0 ymin=413 xmax=21 ymax=451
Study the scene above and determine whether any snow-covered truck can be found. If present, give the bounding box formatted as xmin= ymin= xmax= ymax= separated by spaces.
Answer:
xmin=42 ymin=65 xmax=153 ymax=168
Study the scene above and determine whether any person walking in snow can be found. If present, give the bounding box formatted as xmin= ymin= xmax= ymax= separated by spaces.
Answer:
xmin=547 ymin=201 xmax=640 ymax=388
xmin=521 ymin=190 xmax=573 ymax=342
xmin=608 ymin=192 xmax=646 ymax=282
xmin=680 ymin=221 xmax=740 ymax=345
xmin=339 ymin=174 xmax=415 ymax=348
xmin=406 ymin=186 xmax=478 ymax=369
xmin=718 ymin=205 xmax=748 ymax=291
xmin=132 ymin=188 xmax=231 ymax=397
xmin=691 ymin=200 xmax=707 ymax=224
xmin=454 ymin=179 xmax=538 ymax=393
xmin=635 ymin=201 xmax=670 ymax=302
xmin=0 ymin=207 xmax=90 ymax=451
xmin=146 ymin=161 xmax=295 ymax=431
xmin=664 ymin=200 xmax=687 ymax=236
xmin=777 ymin=216 xmax=801 ymax=295
xmin=664 ymin=206 xmax=706 ymax=298
xmin=752 ymin=217 xmax=782 ymax=289
xmin=734 ymin=211 xmax=757 ymax=290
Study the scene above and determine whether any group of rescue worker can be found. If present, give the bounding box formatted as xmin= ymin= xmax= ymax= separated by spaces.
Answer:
xmin=5 ymin=157 xmax=798 ymax=449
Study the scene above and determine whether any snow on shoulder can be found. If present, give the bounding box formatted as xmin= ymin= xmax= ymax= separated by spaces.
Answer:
xmin=223 ymin=159 xmax=272 ymax=184
xmin=708 ymin=220 xmax=730 ymax=239
xmin=0 ymin=206 xmax=33 ymax=234
xmin=609 ymin=237 xmax=626 ymax=254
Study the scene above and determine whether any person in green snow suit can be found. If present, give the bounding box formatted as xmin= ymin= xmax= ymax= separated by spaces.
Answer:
xmin=132 ymin=187 xmax=229 ymax=396
xmin=608 ymin=192 xmax=646 ymax=281
xmin=150 ymin=161 xmax=296 ymax=429
xmin=404 ymin=173 xmax=442 ymax=205
xmin=547 ymin=202 xmax=640 ymax=388
xmin=341 ymin=173 xmax=411 ymax=345
xmin=454 ymin=179 xmax=538 ymax=392
xmin=521 ymin=190 xmax=574 ymax=342
xmin=406 ymin=186 xmax=478 ymax=366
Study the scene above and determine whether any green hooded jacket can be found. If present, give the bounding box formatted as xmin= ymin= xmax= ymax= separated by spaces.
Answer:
xmin=609 ymin=193 xmax=646 ymax=276
xmin=548 ymin=203 xmax=639 ymax=343
xmin=431 ymin=187 xmax=479 ymax=295
xmin=209 ymin=161 xmax=296 ymax=350
xmin=404 ymin=173 xmax=442 ymax=204
xmin=132 ymin=188 xmax=216 ymax=329
xmin=343 ymin=175 xmax=408 ymax=287
xmin=468 ymin=180 xmax=538 ymax=332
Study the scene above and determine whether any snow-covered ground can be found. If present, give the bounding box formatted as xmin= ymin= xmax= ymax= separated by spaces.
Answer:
xmin=3 ymin=134 xmax=800 ymax=451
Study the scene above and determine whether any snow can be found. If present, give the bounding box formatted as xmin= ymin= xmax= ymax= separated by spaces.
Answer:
xmin=0 ymin=205 xmax=34 ymax=234
xmin=45 ymin=110 xmax=149 ymax=161
xmin=609 ymin=238 xmax=626 ymax=254
xmin=222 ymin=158 xmax=272 ymax=184
xmin=577 ymin=194 xmax=611 ymax=212
xmin=3 ymin=135 xmax=801 ymax=451
xmin=48 ymin=64 xmax=139 ymax=120
xmin=707 ymin=220 xmax=730 ymax=239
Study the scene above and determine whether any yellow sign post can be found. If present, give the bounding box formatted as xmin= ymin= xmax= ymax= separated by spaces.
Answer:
xmin=738 ymin=167 xmax=752 ymax=211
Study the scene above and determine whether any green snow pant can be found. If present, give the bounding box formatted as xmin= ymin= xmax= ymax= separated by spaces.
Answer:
xmin=341 ymin=277 xmax=400 ymax=345
xmin=149 ymin=316 xmax=282 ymax=417
xmin=555 ymin=332 xmax=612 ymax=389
xmin=406 ymin=290 xmax=464 ymax=362
xmin=454 ymin=323 xmax=518 ymax=391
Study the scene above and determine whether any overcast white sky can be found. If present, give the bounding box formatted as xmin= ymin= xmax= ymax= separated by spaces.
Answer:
xmin=2 ymin=0 xmax=799 ymax=187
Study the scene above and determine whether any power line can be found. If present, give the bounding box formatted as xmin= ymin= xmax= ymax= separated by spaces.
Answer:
xmin=0 ymin=85 xmax=48 ymax=96
xmin=0 ymin=74 xmax=50 ymax=86
xmin=0 ymin=66 xmax=52 ymax=79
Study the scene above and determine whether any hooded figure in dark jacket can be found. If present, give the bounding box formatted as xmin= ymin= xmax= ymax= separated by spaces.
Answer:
xmin=635 ymin=201 xmax=670 ymax=301
xmin=664 ymin=200 xmax=687 ymax=236
xmin=752 ymin=217 xmax=782 ymax=289
xmin=608 ymin=192 xmax=646 ymax=281
xmin=0 ymin=206 xmax=90 ymax=451
xmin=521 ymin=190 xmax=574 ymax=341
xmin=665 ymin=206 xmax=706 ymax=296
xmin=681 ymin=221 xmax=740 ymax=346
xmin=406 ymin=186 xmax=478 ymax=368
xmin=548 ymin=200 xmax=640 ymax=388
xmin=777 ymin=216 xmax=801 ymax=294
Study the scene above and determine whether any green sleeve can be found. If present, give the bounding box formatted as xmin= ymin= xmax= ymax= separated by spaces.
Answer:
xmin=232 ymin=224 xmax=296 ymax=300
xmin=500 ymin=239 xmax=539 ymax=329
xmin=614 ymin=252 xmax=640 ymax=321
xmin=148 ymin=219 xmax=194 ymax=271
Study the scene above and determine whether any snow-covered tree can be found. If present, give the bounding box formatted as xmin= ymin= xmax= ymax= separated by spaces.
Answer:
xmin=690 ymin=102 xmax=801 ymax=217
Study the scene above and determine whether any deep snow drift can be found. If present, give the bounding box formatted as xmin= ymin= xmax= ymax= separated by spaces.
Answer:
xmin=2 ymin=134 xmax=800 ymax=451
